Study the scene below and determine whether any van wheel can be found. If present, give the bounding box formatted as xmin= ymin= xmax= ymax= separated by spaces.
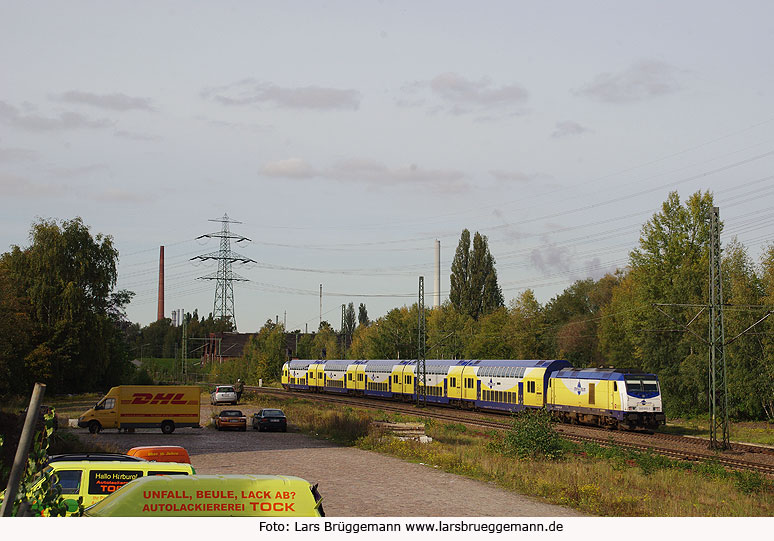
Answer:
xmin=88 ymin=421 xmax=101 ymax=434
xmin=161 ymin=421 xmax=175 ymax=434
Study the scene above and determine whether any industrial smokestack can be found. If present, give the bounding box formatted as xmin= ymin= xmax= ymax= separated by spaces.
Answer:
xmin=434 ymin=239 xmax=440 ymax=309
xmin=157 ymin=246 xmax=165 ymax=321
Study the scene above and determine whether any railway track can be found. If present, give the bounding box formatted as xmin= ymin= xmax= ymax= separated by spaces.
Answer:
xmin=246 ymin=385 xmax=774 ymax=477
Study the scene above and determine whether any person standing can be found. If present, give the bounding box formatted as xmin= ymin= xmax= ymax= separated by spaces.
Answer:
xmin=234 ymin=379 xmax=244 ymax=402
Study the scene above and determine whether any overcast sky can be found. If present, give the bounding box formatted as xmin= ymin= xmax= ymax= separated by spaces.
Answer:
xmin=2 ymin=1 xmax=773 ymax=333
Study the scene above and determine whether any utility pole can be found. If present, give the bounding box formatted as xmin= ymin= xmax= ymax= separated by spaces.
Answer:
xmin=417 ymin=276 xmax=426 ymax=406
xmin=191 ymin=214 xmax=255 ymax=331
xmin=181 ymin=310 xmax=188 ymax=383
xmin=708 ymin=207 xmax=730 ymax=450
xmin=319 ymin=284 xmax=323 ymax=330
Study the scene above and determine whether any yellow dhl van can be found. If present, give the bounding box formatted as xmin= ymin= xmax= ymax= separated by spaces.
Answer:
xmin=77 ymin=385 xmax=200 ymax=434
xmin=3 ymin=455 xmax=195 ymax=516
xmin=84 ymin=474 xmax=324 ymax=517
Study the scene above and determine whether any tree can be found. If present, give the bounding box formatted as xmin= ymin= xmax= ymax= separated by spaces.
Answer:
xmin=312 ymin=322 xmax=340 ymax=360
xmin=0 ymin=218 xmax=132 ymax=394
xmin=722 ymin=239 xmax=767 ymax=419
xmin=598 ymin=190 xmax=715 ymax=415
xmin=358 ymin=303 xmax=370 ymax=327
xmin=426 ymin=303 xmax=474 ymax=360
xmin=507 ymin=290 xmax=546 ymax=358
xmin=242 ymin=320 xmax=287 ymax=382
xmin=449 ymin=229 xmax=504 ymax=320
xmin=343 ymin=302 xmax=356 ymax=343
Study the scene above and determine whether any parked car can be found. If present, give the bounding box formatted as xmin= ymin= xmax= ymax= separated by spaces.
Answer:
xmin=84 ymin=474 xmax=324 ymax=517
xmin=22 ymin=404 xmax=58 ymax=430
xmin=210 ymin=385 xmax=237 ymax=405
xmin=1 ymin=455 xmax=194 ymax=516
xmin=215 ymin=410 xmax=247 ymax=431
xmin=127 ymin=446 xmax=191 ymax=464
xmin=252 ymin=409 xmax=287 ymax=432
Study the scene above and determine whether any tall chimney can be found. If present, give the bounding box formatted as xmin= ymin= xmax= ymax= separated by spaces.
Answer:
xmin=434 ymin=239 xmax=440 ymax=308
xmin=157 ymin=245 xmax=165 ymax=321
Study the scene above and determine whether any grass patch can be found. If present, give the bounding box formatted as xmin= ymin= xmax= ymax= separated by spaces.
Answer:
xmin=661 ymin=417 xmax=774 ymax=447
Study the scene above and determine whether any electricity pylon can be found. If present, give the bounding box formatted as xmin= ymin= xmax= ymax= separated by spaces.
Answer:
xmin=191 ymin=214 xmax=255 ymax=331
xmin=708 ymin=206 xmax=730 ymax=450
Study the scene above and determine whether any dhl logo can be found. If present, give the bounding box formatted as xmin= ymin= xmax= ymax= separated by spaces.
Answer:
xmin=131 ymin=393 xmax=189 ymax=405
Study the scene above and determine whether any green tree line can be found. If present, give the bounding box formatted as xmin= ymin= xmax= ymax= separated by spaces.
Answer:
xmin=232 ymin=191 xmax=774 ymax=421
xmin=3 ymin=191 xmax=773 ymax=422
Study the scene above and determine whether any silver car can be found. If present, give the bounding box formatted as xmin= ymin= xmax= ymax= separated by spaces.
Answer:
xmin=210 ymin=385 xmax=238 ymax=405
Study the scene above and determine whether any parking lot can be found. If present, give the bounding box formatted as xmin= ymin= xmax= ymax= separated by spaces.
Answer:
xmin=71 ymin=404 xmax=582 ymax=517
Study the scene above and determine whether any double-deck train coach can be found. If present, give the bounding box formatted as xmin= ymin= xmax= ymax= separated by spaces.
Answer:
xmin=283 ymin=358 xmax=572 ymax=410
xmin=281 ymin=359 xmax=665 ymax=430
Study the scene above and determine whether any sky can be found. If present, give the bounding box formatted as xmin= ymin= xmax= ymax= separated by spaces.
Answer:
xmin=1 ymin=1 xmax=773 ymax=333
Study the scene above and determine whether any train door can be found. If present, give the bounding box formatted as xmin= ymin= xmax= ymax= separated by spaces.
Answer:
xmin=610 ymin=380 xmax=619 ymax=411
xmin=518 ymin=381 xmax=523 ymax=406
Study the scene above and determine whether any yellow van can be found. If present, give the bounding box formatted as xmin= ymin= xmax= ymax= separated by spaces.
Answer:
xmin=23 ymin=454 xmax=195 ymax=515
xmin=84 ymin=474 xmax=324 ymax=517
xmin=77 ymin=385 xmax=200 ymax=434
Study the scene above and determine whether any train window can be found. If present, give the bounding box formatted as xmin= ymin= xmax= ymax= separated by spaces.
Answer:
xmin=309 ymin=373 xmax=314 ymax=379
xmin=393 ymin=375 xmax=399 ymax=384
xmin=450 ymin=377 xmax=456 ymax=387
xmin=613 ymin=382 xmax=617 ymax=392
xmin=348 ymin=373 xmax=353 ymax=381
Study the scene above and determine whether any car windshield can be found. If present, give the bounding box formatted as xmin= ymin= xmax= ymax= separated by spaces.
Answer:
xmin=218 ymin=387 xmax=235 ymax=393
xmin=263 ymin=410 xmax=284 ymax=417
xmin=221 ymin=411 xmax=243 ymax=417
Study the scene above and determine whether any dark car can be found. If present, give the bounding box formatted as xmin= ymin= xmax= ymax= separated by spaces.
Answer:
xmin=215 ymin=410 xmax=247 ymax=431
xmin=252 ymin=409 xmax=287 ymax=432
xmin=22 ymin=404 xmax=58 ymax=430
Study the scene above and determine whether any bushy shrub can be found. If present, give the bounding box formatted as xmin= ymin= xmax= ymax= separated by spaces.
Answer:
xmin=492 ymin=409 xmax=565 ymax=460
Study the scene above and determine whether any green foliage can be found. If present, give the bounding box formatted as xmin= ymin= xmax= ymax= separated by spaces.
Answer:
xmin=357 ymin=303 xmax=370 ymax=327
xmin=1 ymin=409 xmax=80 ymax=516
xmin=450 ymin=229 xmax=504 ymax=320
xmin=342 ymin=302 xmax=356 ymax=342
xmin=732 ymin=470 xmax=769 ymax=494
xmin=0 ymin=218 xmax=132 ymax=395
xmin=491 ymin=409 xmax=565 ymax=460
xmin=242 ymin=320 xmax=287 ymax=382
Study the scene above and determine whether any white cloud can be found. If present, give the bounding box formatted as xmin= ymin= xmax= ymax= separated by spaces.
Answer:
xmin=552 ymin=121 xmax=590 ymax=138
xmin=574 ymin=60 xmax=683 ymax=103
xmin=0 ymin=171 xmax=69 ymax=197
xmin=202 ymin=79 xmax=361 ymax=110
xmin=113 ymin=130 xmax=162 ymax=141
xmin=261 ymin=158 xmax=317 ymax=178
xmin=53 ymin=91 xmax=156 ymax=112
xmin=93 ymin=189 xmax=152 ymax=203
xmin=49 ymin=164 xmax=110 ymax=179
xmin=399 ymin=72 xmax=528 ymax=116
xmin=490 ymin=169 xmax=540 ymax=183
xmin=261 ymin=157 xmax=469 ymax=191
xmin=0 ymin=100 xmax=114 ymax=131
xmin=0 ymin=147 xmax=37 ymax=162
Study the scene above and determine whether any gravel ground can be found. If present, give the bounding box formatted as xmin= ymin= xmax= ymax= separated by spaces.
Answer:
xmin=72 ymin=405 xmax=583 ymax=517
